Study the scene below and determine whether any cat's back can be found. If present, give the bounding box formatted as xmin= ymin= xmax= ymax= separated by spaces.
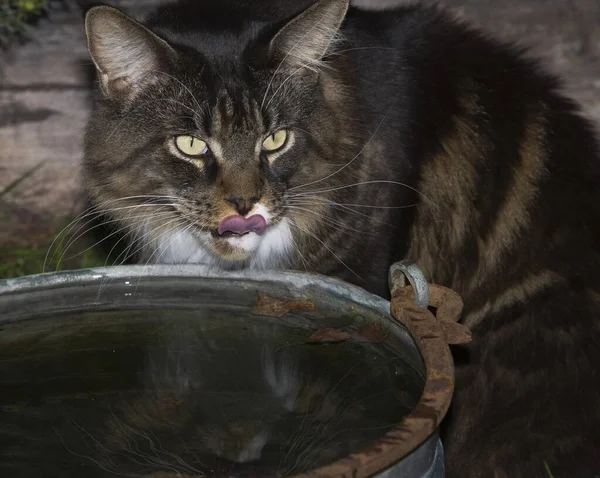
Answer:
xmin=339 ymin=4 xmax=600 ymax=296
xmin=342 ymin=4 xmax=600 ymax=203
xmin=342 ymin=4 xmax=571 ymax=105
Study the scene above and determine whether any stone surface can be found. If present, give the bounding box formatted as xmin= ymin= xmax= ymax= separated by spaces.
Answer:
xmin=0 ymin=0 xmax=599 ymax=250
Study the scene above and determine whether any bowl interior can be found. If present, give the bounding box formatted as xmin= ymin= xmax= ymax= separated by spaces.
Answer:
xmin=0 ymin=267 xmax=425 ymax=477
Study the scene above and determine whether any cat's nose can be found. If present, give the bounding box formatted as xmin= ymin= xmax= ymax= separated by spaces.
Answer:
xmin=225 ymin=194 xmax=260 ymax=216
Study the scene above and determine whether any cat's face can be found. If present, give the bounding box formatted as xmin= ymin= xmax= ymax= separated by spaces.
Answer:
xmin=83 ymin=0 xmax=351 ymax=267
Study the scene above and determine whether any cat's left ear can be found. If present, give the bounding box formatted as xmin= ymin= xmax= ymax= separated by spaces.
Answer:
xmin=85 ymin=6 xmax=177 ymax=100
xmin=268 ymin=0 xmax=349 ymax=71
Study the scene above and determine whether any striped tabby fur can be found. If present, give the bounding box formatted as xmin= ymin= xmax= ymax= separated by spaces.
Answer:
xmin=83 ymin=0 xmax=600 ymax=476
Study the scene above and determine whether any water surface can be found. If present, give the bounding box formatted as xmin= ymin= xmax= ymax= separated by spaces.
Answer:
xmin=0 ymin=304 xmax=424 ymax=477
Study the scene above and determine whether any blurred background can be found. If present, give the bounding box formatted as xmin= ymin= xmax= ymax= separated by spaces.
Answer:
xmin=1 ymin=0 xmax=599 ymax=279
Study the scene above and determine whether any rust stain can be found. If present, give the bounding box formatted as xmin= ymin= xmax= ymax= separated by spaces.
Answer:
xmin=250 ymin=291 xmax=315 ymax=318
xmin=352 ymin=322 xmax=390 ymax=343
xmin=307 ymin=327 xmax=352 ymax=343
xmin=306 ymin=323 xmax=390 ymax=344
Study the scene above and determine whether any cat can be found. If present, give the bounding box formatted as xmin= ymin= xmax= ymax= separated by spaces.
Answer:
xmin=81 ymin=0 xmax=600 ymax=476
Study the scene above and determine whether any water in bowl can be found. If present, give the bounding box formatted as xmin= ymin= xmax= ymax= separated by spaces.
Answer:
xmin=0 ymin=307 xmax=424 ymax=477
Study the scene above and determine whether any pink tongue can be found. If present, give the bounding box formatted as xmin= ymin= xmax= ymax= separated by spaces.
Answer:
xmin=217 ymin=214 xmax=267 ymax=236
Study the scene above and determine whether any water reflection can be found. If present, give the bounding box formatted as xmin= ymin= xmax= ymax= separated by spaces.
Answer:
xmin=0 ymin=309 xmax=423 ymax=477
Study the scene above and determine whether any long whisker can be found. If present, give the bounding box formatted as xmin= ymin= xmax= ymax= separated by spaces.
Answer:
xmin=323 ymin=46 xmax=396 ymax=58
xmin=56 ymin=213 xmax=171 ymax=269
xmin=288 ymin=219 xmax=360 ymax=279
xmin=108 ymin=406 xmax=203 ymax=474
xmin=129 ymin=219 xmax=198 ymax=294
xmin=290 ymin=179 xmax=432 ymax=203
xmin=114 ymin=215 xmax=186 ymax=268
xmin=288 ymin=233 xmax=310 ymax=272
xmin=52 ymin=207 xmax=176 ymax=269
xmin=93 ymin=215 xmax=186 ymax=300
xmin=54 ymin=429 xmax=142 ymax=478
xmin=289 ymin=106 xmax=391 ymax=191
xmin=287 ymin=197 xmax=398 ymax=227
xmin=44 ymin=196 xmax=181 ymax=271
xmin=285 ymin=205 xmax=376 ymax=237
xmin=103 ymin=213 xmax=181 ymax=267
xmin=290 ymin=197 xmax=419 ymax=209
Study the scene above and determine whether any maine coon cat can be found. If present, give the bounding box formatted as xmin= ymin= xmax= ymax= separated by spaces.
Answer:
xmin=82 ymin=0 xmax=600 ymax=476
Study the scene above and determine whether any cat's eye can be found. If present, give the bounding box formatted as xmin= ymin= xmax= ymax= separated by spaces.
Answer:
xmin=262 ymin=129 xmax=288 ymax=152
xmin=174 ymin=135 xmax=208 ymax=156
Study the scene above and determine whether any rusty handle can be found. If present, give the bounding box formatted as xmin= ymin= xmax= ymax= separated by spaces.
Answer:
xmin=390 ymin=260 xmax=471 ymax=345
xmin=384 ymin=261 xmax=471 ymax=460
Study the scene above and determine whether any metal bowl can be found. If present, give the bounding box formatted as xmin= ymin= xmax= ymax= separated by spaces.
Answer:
xmin=0 ymin=265 xmax=446 ymax=477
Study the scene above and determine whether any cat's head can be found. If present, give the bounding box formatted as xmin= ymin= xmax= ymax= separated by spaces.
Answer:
xmin=83 ymin=0 xmax=354 ymax=267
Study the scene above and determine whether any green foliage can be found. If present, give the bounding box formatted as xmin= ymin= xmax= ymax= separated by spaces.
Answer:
xmin=0 ymin=233 xmax=108 ymax=280
xmin=0 ymin=160 xmax=46 ymax=199
xmin=0 ymin=138 xmax=110 ymax=280
xmin=0 ymin=0 xmax=65 ymax=48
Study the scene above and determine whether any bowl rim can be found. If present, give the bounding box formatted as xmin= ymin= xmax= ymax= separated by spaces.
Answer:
xmin=0 ymin=264 xmax=450 ymax=477
xmin=0 ymin=264 xmax=391 ymax=311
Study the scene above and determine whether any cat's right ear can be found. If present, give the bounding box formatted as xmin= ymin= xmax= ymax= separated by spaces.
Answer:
xmin=85 ymin=6 xmax=177 ymax=100
xmin=268 ymin=0 xmax=349 ymax=71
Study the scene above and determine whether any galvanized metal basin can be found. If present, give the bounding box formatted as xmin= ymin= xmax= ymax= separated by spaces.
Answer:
xmin=0 ymin=265 xmax=446 ymax=477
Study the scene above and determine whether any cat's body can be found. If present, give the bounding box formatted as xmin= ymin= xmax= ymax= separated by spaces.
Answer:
xmin=82 ymin=0 xmax=600 ymax=476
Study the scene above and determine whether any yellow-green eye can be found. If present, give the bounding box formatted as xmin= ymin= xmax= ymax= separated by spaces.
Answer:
xmin=262 ymin=129 xmax=288 ymax=152
xmin=174 ymin=135 xmax=208 ymax=156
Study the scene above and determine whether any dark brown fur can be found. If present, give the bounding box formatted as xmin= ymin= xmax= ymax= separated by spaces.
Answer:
xmin=81 ymin=1 xmax=600 ymax=476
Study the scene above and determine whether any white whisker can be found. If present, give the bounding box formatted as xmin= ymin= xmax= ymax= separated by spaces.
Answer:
xmin=288 ymin=233 xmax=310 ymax=272
xmin=288 ymin=219 xmax=360 ymax=279
xmin=285 ymin=205 xmax=375 ymax=237
xmin=103 ymin=213 xmax=179 ymax=267
xmin=289 ymin=107 xmax=391 ymax=191
xmin=290 ymin=179 xmax=432 ymax=203
xmin=54 ymin=207 xmax=175 ymax=268
xmin=291 ymin=198 xmax=418 ymax=209
xmin=287 ymin=197 xmax=398 ymax=227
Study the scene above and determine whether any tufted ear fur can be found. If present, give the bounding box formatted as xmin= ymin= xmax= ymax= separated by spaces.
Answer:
xmin=85 ymin=5 xmax=177 ymax=100
xmin=268 ymin=0 xmax=349 ymax=71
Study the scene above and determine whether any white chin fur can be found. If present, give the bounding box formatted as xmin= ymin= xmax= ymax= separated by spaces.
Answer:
xmin=142 ymin=205 xmax=293 ymax=269
xmin=226 ymin=232 xmax=261 ymax=251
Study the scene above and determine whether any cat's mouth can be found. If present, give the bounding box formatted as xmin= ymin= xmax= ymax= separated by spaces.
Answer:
xmin=206 ymin=214 xmax=269 ymax=258
xmin=213 ymin=214 xmax=268 ymax=238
